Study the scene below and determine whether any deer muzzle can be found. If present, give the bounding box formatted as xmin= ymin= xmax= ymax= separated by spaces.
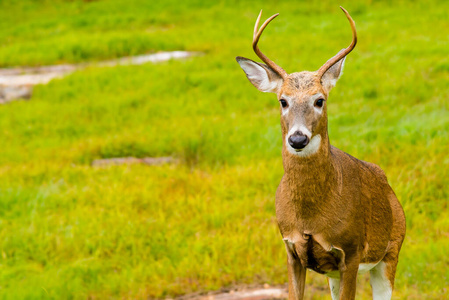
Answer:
xmin=288 ymin=131 xmax=310 ymax=151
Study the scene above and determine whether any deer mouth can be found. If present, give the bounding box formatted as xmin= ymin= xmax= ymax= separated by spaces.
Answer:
xmin=286 ymin=134 xmax=322 ymax=157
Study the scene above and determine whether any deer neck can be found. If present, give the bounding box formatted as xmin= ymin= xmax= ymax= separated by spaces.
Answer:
xmin=281 ymin=125 xmax=338 ymax=212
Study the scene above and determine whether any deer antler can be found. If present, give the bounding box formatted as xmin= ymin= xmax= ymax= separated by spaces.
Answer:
xmin=253 ymin=10 xmax=288 ymax=79
xmin=317 ymin=6 xmax=357 ymax=79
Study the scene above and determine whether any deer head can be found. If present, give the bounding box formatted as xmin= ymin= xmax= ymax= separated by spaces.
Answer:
xmin=236 ymin=7 xmax=357 ymax=157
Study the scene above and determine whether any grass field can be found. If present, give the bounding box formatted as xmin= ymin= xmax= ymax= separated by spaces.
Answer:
xmin=0 ymin=0 xmax=448 ymax=299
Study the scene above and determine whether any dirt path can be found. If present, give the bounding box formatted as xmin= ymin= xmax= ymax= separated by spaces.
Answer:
xmin=174 ymin=285 xmax=288 ymax=300
xmin=0 ymin=51 xmax=197 ymax=103
xmin=173 ymin=282 xmax=332 ymax=300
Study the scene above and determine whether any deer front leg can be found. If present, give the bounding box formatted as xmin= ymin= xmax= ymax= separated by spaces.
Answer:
xmin=284 ymin=240 xmax=306 ymax=300
xmin=338 ymin=255 xmax=360 ymax=300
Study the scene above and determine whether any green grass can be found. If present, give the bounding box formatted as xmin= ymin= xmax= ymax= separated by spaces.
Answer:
xmin=1 ymin=0 xmax=449 ymax=299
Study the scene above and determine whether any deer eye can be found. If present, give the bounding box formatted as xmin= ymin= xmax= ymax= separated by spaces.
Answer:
xmin=279 ymin=99 xmax=288 ymax=108
xmin=314 ymin=98 xmax=325 ymax=108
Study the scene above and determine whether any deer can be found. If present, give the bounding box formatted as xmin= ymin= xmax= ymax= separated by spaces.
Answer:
xmin=236 ymin=7 xmax=406 ymax=300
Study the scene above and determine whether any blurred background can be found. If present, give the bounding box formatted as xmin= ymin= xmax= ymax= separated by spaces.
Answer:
xmin=0 ymin=0 xmax=448 ymax=299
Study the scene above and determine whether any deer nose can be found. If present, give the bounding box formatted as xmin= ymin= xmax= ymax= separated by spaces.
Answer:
xmin=288 ymin=132 xmax=309 ymax=150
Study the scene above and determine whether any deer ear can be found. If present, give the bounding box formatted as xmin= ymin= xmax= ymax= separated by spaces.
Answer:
xmin=321 ymin=56 xmax=346 ymax=92
xmin=236 ymin=56 xmax=283 ymax=93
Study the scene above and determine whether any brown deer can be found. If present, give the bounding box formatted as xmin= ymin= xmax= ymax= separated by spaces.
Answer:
xmin=236 ymin=7 xmax=406 ymax=300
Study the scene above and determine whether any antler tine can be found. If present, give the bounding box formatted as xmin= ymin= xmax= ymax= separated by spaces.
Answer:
xmin=253 ymin=10 xmax=263 ymax=40
xmin=252 ymin=10 xmax=288 ymax=79
xmin=317 ymin=6 xmax=357 ymax=79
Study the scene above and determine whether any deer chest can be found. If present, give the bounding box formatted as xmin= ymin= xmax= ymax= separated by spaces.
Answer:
xmin=284 ymin=233 xmax=341 ymax=275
